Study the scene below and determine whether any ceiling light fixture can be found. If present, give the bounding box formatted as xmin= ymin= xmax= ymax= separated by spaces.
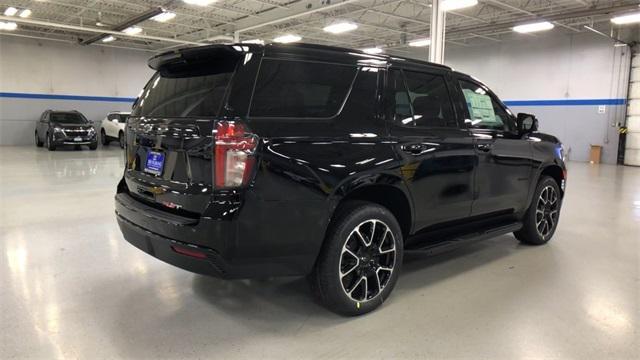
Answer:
xmin=442 ymin=0 xmax=478 ymax=12
xmin=0 ymin=21 xmax=18 ymax=31
xmin=102 ymin=35 xmax=116 ymax=43
xmin=18 ymin=9 xmax=31 ymax=18
xmin=3 ymin=7 xmax=18 ymax=16
xmin=611 ymin=12 xmax=640 ymax=25
xmin=151 ymin=11 xmax=176 ymax=22
xmin=273 ymin=34 xmax=301 ymax=43
xmin=323 ymin=22 xmax=358 ymax=34
xmin=408 ymin=38 xmax=431 ymax=47
xmin=182 ymin=0 xmax=217 ymax=6
xmin=362 ymin=47 xmax=383 ymax=54
xmin=122 ymin=26 xmax=143 ymax=35
xmin=513 ymin=21 xmax=555 ymax=33
xmin=242 ymin=39 xmax=265 ymax=45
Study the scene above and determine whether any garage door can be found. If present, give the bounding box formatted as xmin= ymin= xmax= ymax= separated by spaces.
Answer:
xmin=625 ymin=49 xmax=640 ymax=166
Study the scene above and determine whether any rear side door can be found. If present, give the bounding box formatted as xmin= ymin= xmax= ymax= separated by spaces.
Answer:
xmin=455 ymin=77 xmax=533 ymax=216
xmin=386 ymin=68 xmax=476 ymax=231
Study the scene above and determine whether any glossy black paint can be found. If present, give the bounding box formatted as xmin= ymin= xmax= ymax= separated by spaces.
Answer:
xmin=116 ymin=43 xmax=567 ymax=278
xmin=35 ymin=110 xmax=97 ymax=147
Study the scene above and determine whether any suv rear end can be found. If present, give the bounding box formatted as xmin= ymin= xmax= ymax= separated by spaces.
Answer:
xmin=115 ymin=44 xmax=370 ymax=278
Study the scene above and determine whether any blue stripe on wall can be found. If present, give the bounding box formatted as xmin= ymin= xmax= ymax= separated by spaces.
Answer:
xmin=0 ymin=92 xmax=626 ymax=107
xmin=504 ymin=99 xmax=625 ymax=106
xmin=0 ymin=92 xmax=136 ymax=103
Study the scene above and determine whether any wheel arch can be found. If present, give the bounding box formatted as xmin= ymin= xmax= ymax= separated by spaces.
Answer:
xmin=540 ymin=164 xmax=564 ymax=196
xmin=328 ymin=179 xmax=414 ymax=240
xmin=525 ymin=163 xmax=565 ymax=211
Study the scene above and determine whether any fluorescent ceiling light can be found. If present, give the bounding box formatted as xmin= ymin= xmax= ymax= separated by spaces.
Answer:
xmin=273 ymin=34 xmax=301 ymax=43
xmin=242 ymin=39 xmax=264 ymax=45
xmin=151 ymin=11 xmax=176 ymax=22
xmin=3 ymin=7 xmax=18 ymax=16
xmin=122 ymin=26 xmax=142 ymax=35
xmin=362 ymin=47 xmax=383 ymax=54
xmin=18 ymin=9 xmax=31 ymax=18
xmin=0 ymin=21 xmax=18 ymax=31
xmin=182 ymin=0 xmax=217 ymax=6
xmin=513 ymin=21 xmax=554 ymax=33
xmin=409 ymin=38 xmax=431 ymax=47
xmin=611 ymin=12 xmax=640 ymax=25
xmin=323 ymin=22 xmax=358 ymax=34
xmin=102 ymin=36 xmax=116 ymax=43
xmin=442 ymin=0 xmax=478 ymax=11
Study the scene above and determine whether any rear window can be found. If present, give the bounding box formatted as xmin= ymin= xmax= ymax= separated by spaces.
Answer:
xmin=249 ymin=59 xmax=357 ymax=118
xmin=50 ymin=112 xmax=87 ymax=124
xmin=132 ymin=71 xmax=233 ymax=118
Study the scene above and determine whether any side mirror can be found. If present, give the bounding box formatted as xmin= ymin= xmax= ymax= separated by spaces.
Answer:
xmin=517 ymin=113 xmax=538 ymax=135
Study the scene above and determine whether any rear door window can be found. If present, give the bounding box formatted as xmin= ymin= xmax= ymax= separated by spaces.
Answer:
xmin=249 ymin=59 xmax=357 ymax=118
xmin=401 ymin=70 xmax=457 ymax=128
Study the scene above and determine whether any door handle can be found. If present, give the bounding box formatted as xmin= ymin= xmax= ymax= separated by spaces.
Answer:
xmin=402 ymin=144 xmax=428 ymax=155
xmin=476 ymin=143 xmax=493 ymax=152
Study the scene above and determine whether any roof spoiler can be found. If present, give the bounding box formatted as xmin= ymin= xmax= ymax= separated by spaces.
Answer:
xmin=148 ymin=44 xmax=261 ymax=77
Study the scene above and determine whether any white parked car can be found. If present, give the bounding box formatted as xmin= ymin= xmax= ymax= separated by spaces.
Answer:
xmin=100 ymin=111 xmax=129 ymax=148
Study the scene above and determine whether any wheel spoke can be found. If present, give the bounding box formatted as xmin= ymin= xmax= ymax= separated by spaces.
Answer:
xmin=354 ymin=228 xmax=371 ymax=247
xmin=340 ymin=248 xmax=359 ymax=278
xmin=378 ymin=229 xmax=395 ymax=254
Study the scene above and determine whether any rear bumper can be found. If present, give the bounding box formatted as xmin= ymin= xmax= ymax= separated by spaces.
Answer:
xmin=115 ymin=191 xmax=325 ymax=279
xmin=117 ymin=215 xmax=228 ymax=276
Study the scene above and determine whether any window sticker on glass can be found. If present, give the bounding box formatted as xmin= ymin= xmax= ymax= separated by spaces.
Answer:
xmin=462 ymin=89 xmax=497 ymax=124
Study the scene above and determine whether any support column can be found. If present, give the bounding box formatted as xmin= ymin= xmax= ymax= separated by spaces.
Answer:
xmin=429 ymin=0 xmax=446 ymax=64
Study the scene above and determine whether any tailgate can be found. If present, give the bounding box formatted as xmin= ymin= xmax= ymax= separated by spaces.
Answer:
xmin=124 ymin=117 xmax=215 ymax=215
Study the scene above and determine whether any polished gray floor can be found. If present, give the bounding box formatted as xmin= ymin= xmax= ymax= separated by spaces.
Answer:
xmin=1 ymin=146 xmax=638 ymax=359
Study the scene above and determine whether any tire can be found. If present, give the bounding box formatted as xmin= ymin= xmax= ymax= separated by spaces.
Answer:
xmin=309 ymin=201 xmax=403 ymax=316
xmin=89 ymin=142 xmax=98 ymax=150
xmin=35 ymin=132 xmax=43 ymax=147
xmin=515 ymin=176 xmax=562 ymax=245
xmin=46 ymin=132 xmax=56 ymax=151
xmin=101 ymin=129 xmax=110 ymax=145
xmin=118 ymin=131 xmax=125 ymax=149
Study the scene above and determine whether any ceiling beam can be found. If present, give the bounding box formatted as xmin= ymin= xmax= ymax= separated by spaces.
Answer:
xmin=0 ymin=15 xmax=204 ymax=46
xmin=79 ymin=7 xmax=165 ymax=45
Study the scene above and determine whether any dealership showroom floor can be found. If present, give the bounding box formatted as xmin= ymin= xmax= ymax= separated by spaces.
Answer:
xmin=1 ymin=149 xmax=638 ymax=358
xmin=1 ymin=0 xmax=640 ymax=359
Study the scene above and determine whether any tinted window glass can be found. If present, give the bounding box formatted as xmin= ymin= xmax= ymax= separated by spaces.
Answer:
xmin=387 ymin=69 xmax=412 ymax=123
xmin=459 ymin=79 xmax=512 ymax=131
xmin=339 ymin=67 xmax=379 ymax=126
xmin=403 ymin=70 xmax=457 ymax=128
xmin=117 ymin=115 xmax=129 ymax=123
xmin=132 ymin=71 xmax=233 ymax=118
xmin=50 ymin=112 xmax=87 ymax=124
xmin=250 ymin=59 xmax=357 ymax=118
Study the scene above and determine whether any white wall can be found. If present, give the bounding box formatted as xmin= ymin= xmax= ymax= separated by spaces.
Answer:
xmin=403 ymin=33 xmax=631 ymax=164
xmin=0 ymin=36 xmax=154 ymax=145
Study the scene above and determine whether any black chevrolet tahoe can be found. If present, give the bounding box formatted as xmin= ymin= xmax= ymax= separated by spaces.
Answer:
xmin=116 ymin=43 xmax=566 ymax=315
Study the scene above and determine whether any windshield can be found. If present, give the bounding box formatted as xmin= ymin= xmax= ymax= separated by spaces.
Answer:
xmin=50 ymin=113 xmax=88 ymax=124
xmin=116 ymin=115 xmax=129 ymax=123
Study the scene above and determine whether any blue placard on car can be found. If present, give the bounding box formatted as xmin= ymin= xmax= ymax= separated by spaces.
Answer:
xmin=144 ymin=151 xmax=165 ymax=176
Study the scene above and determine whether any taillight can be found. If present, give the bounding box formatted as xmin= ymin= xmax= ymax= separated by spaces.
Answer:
xmin=214 ymin=121 xmax=258 ymax=188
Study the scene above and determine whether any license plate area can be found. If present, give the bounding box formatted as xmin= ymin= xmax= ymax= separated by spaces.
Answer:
xmin=144 ymin=150 xmax=165 ymax=176
xmin=74 ymin=137 xmax=82 ymax=142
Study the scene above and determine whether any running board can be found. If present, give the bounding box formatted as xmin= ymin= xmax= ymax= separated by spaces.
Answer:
xmin=406 ymin=222 xmax=523 ymax=256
